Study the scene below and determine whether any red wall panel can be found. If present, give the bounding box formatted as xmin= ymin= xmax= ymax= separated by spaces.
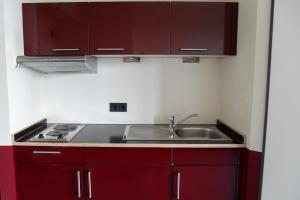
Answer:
xmin=239 ymin=149 xmax=262 ymax=200
xmin=0 ymin=146 xmax=17 ymax=200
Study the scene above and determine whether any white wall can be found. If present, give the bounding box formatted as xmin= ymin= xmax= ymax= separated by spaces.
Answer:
xmin=262 ymin=0 xmax=300 ymax=199
xmin=0 ymin=0 xmax=11 ymax=145
xmin=44 ymin=58 xmax=221 ymax=124
xmin=220 ymin=0 xmax=270 ymax=152
xmin=3 ymin=0 xmax=45 ymax=136
xmin=248 ymin=0 xmax=271 ymax=152
xmin=220 ymin=0 xmax=258 ymax=140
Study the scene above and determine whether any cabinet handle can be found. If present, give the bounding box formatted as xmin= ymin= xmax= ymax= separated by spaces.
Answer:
xmin=177 ymin=172 xmax=181 ymax=200
xmin=52 ymin=48 xmax=80 ymax=51
xmin=96 ymin=48 xmax=125 ymax=51
xmin=180 ymin=48 xmax=208 ymax=51
xmin=32 ymin=151 xmax=61 ymax=154
xmin=87 ymin=171 xmax=92 ymax=199
xmin=76 ymin=171 xmax=82 ymax=198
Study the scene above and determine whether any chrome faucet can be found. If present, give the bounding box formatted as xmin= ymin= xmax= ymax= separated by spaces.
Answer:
xmin=168 ymin=113 xmax=199 ymax=138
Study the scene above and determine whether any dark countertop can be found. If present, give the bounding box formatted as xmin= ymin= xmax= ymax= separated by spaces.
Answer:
xmin=72 ymin=124 xmax=127 ymax=143
xmin=14 ymin=122 xmax=245 ymax=147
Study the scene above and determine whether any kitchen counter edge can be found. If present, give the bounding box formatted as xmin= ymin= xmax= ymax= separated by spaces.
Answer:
xmin=12 ymin=140 xmax=246 ymax=148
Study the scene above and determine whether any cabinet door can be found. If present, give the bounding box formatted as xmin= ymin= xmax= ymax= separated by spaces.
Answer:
xmin=173 ymin=166 xmax=238 ymax=200
xmin=171 ymin=2 xmax=238 ymax=55
xmin=16 ymin=164 xmax=84 ymax=200
xmin=89 ymin=2 xmax=170 ymax=55
xmin=86 ymin=165 xmax=171 ymax=200
xmin=23 ymin=3 xmax=89 ymax=56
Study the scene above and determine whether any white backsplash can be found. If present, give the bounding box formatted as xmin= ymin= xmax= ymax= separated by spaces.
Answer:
xmin=44 ymin=57 xmax=221 ymax=124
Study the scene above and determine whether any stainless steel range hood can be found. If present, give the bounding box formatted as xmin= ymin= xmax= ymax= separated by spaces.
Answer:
xmin=16 ymin=56 xmax=97 ymax=74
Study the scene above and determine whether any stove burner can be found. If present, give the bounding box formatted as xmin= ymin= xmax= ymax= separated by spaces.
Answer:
xmin=29 ymin=124 xmax=85 ymax=142
xmin=53 ymin=124 xmax=78 ymax=132
xmin=46 ymin=130 xmax=69 ymax=136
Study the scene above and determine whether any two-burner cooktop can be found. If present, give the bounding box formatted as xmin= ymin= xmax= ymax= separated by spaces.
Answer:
xmin=29 ymin=124 xmax=85 ymax=142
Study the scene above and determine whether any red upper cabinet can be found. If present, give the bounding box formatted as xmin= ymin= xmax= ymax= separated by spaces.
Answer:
xmin=22 ymin=2 xmax=239 ymax=56
xmin=171 ymin=2 xmax=238 ymax=55
xmin=89 ymin=2 xmax=170 ymax=55
xmin=22 ymin=3 xmax=89 ymax=56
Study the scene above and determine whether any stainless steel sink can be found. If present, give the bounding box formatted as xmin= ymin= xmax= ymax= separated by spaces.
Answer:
xmin=123 ymin=125 xmax=232 ymax=142
xmin=174 ymin=127 xmax=231 ymax=141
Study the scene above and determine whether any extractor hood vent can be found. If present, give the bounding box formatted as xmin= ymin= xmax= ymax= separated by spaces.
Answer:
xmin=16 ymin=56 xmax=97 ymax=74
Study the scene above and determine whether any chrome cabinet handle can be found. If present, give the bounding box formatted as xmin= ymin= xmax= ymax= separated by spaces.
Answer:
xmin=177 ymin=172 xmax=181 ymax=200
xmin=76 ymin=171 xmax=82 ymax=198
xmin=87 ymin=171 xmax=92 ymax=199
xmin=52 ymin=48 xmax=80 ymax=51
xmin=96 ymin=48 xmax=125 ymax=51
xmin=180 ymin=48 xmax=208 ymax=51
xmin=32 ymin=151 xmax=61 ymax=154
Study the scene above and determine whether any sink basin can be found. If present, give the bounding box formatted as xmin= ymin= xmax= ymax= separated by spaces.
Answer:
xmin=123 ymin=125 xmax=233 ymax=143
xmin=175 ymin=127 xmax=230 ymax=140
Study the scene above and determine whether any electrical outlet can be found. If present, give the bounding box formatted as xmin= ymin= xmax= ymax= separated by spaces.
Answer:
xmin=110 ymin=103 xmax=127 ymax=112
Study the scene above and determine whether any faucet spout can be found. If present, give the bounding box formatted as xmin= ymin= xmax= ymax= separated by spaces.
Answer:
xmin=174 ymin=113 xmax=199 ymax=127
xmin=168 ymin=113 xmax=199 ymax=138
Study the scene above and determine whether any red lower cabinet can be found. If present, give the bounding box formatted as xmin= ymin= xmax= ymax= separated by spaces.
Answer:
xmin=14 ymin=147 xmax=85 ymax=200
xmin=173 ymin=149 xmax=240 ymax=200
xmin=173 ymin=166 xmax=238 ymax=200
xmin=84 ymin=148 xmax=172 ymax=200
xmin=14 ymin=147 xmax=241 ymax=200
xmin=15 ymin=164 xmax=84 ymax=200
xmin=85 ymin=166 xmax=171 ymax=200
